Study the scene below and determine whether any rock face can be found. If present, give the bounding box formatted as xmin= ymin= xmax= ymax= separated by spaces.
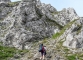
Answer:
xmin=0 ymin=0 xmax=83 ymax=50
xmin=0 ymin=0 xmax=11 ymax=3
xmin=63 ymin=18 xmax=83 ymax=48
xmin=0 ymin=0 xmax=58 ymax=49
xmin=1 ymin=0 xmax=83 ymax=60
xmin=53 ymin=8 xmax=79 ymax=26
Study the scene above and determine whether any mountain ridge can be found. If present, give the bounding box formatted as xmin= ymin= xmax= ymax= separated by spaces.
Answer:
xmin=0 ymin=0 xmax=83 ymax=60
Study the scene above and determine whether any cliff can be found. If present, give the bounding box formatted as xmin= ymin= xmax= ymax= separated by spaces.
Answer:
xmin=0 ymin=0 xmax=83 ymax=60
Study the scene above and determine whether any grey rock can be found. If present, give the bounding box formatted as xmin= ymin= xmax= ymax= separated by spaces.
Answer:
xmin=0 ymin=0 xmax=11 ymax=3
xmin=53 ymin=8 xmax=79 ymax=26
xmin=0 ymin=0 xmax=82 ymax=51
xmin=14 ymin=54 xmax=21 ymax=59
xmin=0 ymin=0 xmax=58 ymax=49
xmin=1 ymin=0 xmax=83 ymax=60
xmin=63 ymin=18 xmax=83 ymax=48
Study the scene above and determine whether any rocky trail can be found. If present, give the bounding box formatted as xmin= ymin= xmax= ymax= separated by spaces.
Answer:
xmin=9 ymin=37 xmax=83 ymax=60
xmin=9 ymin=38 xmax=67 ymax=60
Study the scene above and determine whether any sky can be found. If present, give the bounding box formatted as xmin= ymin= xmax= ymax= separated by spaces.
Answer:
xmin=11 ymin=0 xmax=83 ymax=17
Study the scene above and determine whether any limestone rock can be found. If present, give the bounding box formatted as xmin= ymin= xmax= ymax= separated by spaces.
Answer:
xmin=1 ymin=0 xmax=83 ymax=60
xmin=0 ymin=0 xmax=11 ymax=3
xmin=0 ymin=0 xmax=58 ymax=49
xmin=63 ymin=18 xmax=83 ymax=48
xmin=53 ymin=8 xmax=79 ymax=26
xmin=0 ymin=0 xmax=83 ymax=50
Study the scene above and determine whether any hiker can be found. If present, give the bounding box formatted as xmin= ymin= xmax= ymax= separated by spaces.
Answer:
xmin=39 ymin=43 xmax=46 ymax=60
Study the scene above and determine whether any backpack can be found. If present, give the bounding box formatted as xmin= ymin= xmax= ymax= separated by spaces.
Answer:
xmin=39 ymin=44 xmax=43 ymax=52
xmin=42 ymin=46 xmax=46 ymax=55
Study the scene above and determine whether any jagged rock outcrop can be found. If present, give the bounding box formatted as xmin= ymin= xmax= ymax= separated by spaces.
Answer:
xmin=63 ymin=17 xmax=83 ymax=48
xmin=0 ymin=0 xmax=59 ymax=49
xmin=0 ymin=0 xmax=83 ymax=60
xmin=53 ymin=8 xmax=79 ymax=26
xmin=0 ymin=0 xmax=11 ymax=3
xmin=0 ymin=3 xmax=12 ymax=20
xmin=0 ymin=0 xmax=83 ymax=50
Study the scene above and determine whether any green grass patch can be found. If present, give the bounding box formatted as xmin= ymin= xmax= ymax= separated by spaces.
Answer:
xmin=62 ymin=46 xmax=70 ymax=53
xmin=7 ymin=1 xmax=20 ymax=7
xmin=52 ymin=32 xmax=62 ymax=39
xmin=46 ymin=19 xmax=63 ymax=29
xmin=0 ymin=42 xmax=3 ymax=45
xmin=66 ymin=53 xmax=83 ymax=60
xmin=0 ymin=45 xmax=29 ymax=60
xmin=0 ymin=46 xmax=16 ymax=60
xmin=58 ymin=40 xmax=64 ymax=46
xmin=42 ymin=38 xmax=48 ymax=43
xmin=52 ymin=11 xmax=60 ymax=15
xmin=0 ymin=19 xmax=4 ymax=22
xmin=66 ymin=54 xmax=76 ymax=60
xmin=52 ymin=11 xmax=59 ymax=15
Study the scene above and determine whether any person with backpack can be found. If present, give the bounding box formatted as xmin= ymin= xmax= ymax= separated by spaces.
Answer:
xmin=39 ymin=43 xmax=46 ymax=60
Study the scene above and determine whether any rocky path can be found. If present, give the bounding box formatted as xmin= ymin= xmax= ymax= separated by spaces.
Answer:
xmin=10 ymin=39 xmax=54 ymax=60
xmin=18 ymin=39 xmax=65 ymax=60
xmin=9 ymin=38 xmax=68 ymax=60
xmin=9 ymin=37 xmax=83 ymax=60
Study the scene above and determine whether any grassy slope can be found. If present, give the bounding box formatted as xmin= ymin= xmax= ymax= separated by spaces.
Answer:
xmin=0 ymin=44 xmax=29 ymax=60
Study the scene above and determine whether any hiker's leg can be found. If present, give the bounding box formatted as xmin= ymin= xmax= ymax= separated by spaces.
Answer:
xmin=43 ymin=51 xmax=46 ymax=60
xmin=40 ymin=57 xmax=42 ymax=59
xmin=42 ymin=53 xmax=45 ymax=60
xmin=42 ymin=55 xmax=45 ymax=60
xmin=40 ymin=52 xmax=43 ymax=59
